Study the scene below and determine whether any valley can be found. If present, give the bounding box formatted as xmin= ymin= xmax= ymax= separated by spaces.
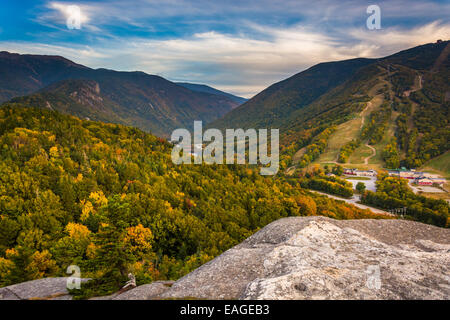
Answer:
xmin=1 ymin=0 xmax=449 ymax=305
xmin=0 ymin=40 xmax=448 ymax=299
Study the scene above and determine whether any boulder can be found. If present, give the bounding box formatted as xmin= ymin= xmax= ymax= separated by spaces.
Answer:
xmin=2 ymin=217 xmax=449 ymax=300
xmin=158 ymin=216 xmax=450 ymax=300
xmin=0 ymin=277 xmax=88 ymax=300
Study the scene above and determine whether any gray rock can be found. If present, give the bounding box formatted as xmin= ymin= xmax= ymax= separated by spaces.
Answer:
xmin=0 ymin=277 xmax=88 ymax=300
xmin=2 ymin=217 xmax=449 ymax=300
xmin=90 ymin=281 xmax=175 ymax=300
xmin=112 ymin=281 xmax=174 ymax=300
xmin=0 ymin=287 xmax=21 ymax=300
xmin=157 ymin=217 xmax=450 ymax=300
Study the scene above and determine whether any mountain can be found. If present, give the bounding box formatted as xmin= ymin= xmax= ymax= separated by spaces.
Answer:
xmin=210 ymin=57 xmax=375 ymax=130
xmin=176 ymin=82 xmax=247 ymax=105
xmin=8 ymin=79 xmax=129 ymax=126
xmin=210 ymin=41 xmax=450 ymax=171
xmin=0 ymin=105 xmax=387 ymax=295
xmin=0 ymin=51 xmax=240 ymax=137
xmin=0 ymin=51 xmax=89 ymax=103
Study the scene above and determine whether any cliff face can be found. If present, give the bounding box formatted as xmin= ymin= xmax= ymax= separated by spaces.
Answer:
xmin=1 ymin=216 xmax=449 ymax=300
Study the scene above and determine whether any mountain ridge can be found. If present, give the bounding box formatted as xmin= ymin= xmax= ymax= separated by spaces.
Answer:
xmin=209 ymin=40 xmax=449 ymax=171
xmin=176 ymin=82 xmax=247 ymax=105
xmin=0 ymin=51 xmax=240 ymax=137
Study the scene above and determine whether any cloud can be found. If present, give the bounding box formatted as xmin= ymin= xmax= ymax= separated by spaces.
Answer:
xmin=3 ymin=1 xmax=449 ymax=97
xmin=3 ymin=19 xmax=448 ymax=98
xmin=105 ymin=21 xmax=449 ymax=97
xmin=34 ymin=2 xmax=103 ymax=33
xmin=348 ymin=21 xmax=450 ymax=55
xmin=0 ymin=42 xmax=108 ymax=61
xmin=34 ymin=0 xmax=450 ymax=35
xmin=48 ymin=2 xmax=90 ymax=24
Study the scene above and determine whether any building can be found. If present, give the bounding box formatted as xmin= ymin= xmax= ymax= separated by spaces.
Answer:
xmin=388 ymin=170 xmax=400 ymax=177
xmin=399 ymin=171 xmax=420 ymax=179
xmin=414 ymin=177 xmax=445 ymax=186
xmin=358 ymin=169 xmax=377 ymax=177
xmin=343 ymin=168 xmax=377 ymax=177
xmin=343 ymin=168 xmax=357 ymax=175
xmin=388 ymin=168 xmax=424 ymax=179
xmin=389 ymin=168 xmax=447 ymax=186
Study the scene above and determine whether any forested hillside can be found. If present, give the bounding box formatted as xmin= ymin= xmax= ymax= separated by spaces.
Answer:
xmin=211 ymin=58 xmax=374 ymax=130
xmin=0 ymin=52 xmax=239 ymax=137
xmin=210 ymin=41 xmax=450 ymax=171
xmin=0 ymin=105 xmax=387 ymax=297
xmin=176 ymin=82 xmax=247 ymax=105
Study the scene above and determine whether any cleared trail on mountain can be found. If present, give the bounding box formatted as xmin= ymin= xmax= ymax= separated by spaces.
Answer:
xmin=403 ymin=75 xmax=423 ymax=97
xmin=317 ymin=99 xmax=375 ymax=166
xmin=364 ymin=144 xmax=376 ymax=165
xmin=360 ymin=101 xmax=371 ymax=129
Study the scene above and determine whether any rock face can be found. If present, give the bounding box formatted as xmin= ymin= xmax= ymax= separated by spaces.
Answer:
xmin=1 ymin=217 xmax=449 ymax=300
xmin=90 ymin=281 xmax=175 ymax=300
xmin=0 ymin=277 xmax=89 ymax=300
xmin=155 ymin=217 xmax=450 ymax=300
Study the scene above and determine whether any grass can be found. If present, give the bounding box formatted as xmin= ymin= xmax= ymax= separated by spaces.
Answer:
xmin=315 ymin=114 xmax=362 ymax=163
xmin=416 ymin=192 xmax=449 ymax=201
xmin=348 ymin=144 xmax=373 ymax=164
xmin=369 ymin=110 xmax=398 ymax=166
xmin=314 ymin=93 xmax=385 ymax=167
xmin=291 ymin=147 xmax=307 ymax=164
xmin=420 ymin=151 xmax=450 ymax=178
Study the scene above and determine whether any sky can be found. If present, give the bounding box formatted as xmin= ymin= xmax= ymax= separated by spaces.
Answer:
xmin=0 ymin=0 xmax=449 ymax=98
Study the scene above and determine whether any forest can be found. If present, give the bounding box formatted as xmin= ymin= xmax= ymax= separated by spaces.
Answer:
xmin=0 ymin=105 xmax=388 ymax=298
xmin=338 ymin=139 xmax=361 ymax=163
xmin=295 ymin=127 xmax=335 ymax=168
xmin=361 ymin=174 xmax=449 ymax=227
xmin=391 ymin=64 xmax=449 ymax=169
xmin=360 ymin=100 xmax=391 ymax=146
xmin=300 ymin=175 xmax=354 ymax=199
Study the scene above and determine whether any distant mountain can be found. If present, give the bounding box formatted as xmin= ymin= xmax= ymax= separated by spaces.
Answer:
xmin=8 ymin=79 xmax=131 ymax=127
xmin=210 ymin=58 xmax=375 ymax=130
xmin=0 ymin=51 xmax=239 ymax=137
xmin=176 ymin=82 xmax=247 ymax=105
xmin=0 ymin=51 xmax=89 ymax=102
xmin=209 ymin=40 xmax=449 ymax=170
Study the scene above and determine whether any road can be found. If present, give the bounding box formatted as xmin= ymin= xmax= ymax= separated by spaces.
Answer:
xmin=309 ymin=190 xmax=393 ymax=216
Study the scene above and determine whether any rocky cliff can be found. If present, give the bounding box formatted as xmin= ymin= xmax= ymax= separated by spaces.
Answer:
xmin=1 ymin=216 xmax=449 ymax=300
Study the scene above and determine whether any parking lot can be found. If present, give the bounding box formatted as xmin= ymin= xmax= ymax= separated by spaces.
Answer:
xmin=344 ymin=176 xmax=377 ymax=192
xmin=408 ymin=183 xmax=446 ymax=194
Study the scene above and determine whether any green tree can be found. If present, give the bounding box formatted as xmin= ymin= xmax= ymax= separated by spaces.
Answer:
xmin=332 ymin=165 xmax=344 ymax=176
xmin=75 ymin=195 xmax=135 ymax=298
xmin=356 ymin=182 xmax=366 ymax=194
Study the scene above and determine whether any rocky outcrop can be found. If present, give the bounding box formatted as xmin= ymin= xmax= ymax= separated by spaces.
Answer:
xmin=0 ymin=277 xmax=89 ymax=300
xmin=1 ymin=217 xmax=449 ymax=300
xmin=154 ymin=217 xmax=450 ymax=300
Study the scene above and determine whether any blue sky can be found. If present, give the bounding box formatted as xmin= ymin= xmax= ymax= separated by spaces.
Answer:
xmin=0 ymin=0 xmax=449 ymax=97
